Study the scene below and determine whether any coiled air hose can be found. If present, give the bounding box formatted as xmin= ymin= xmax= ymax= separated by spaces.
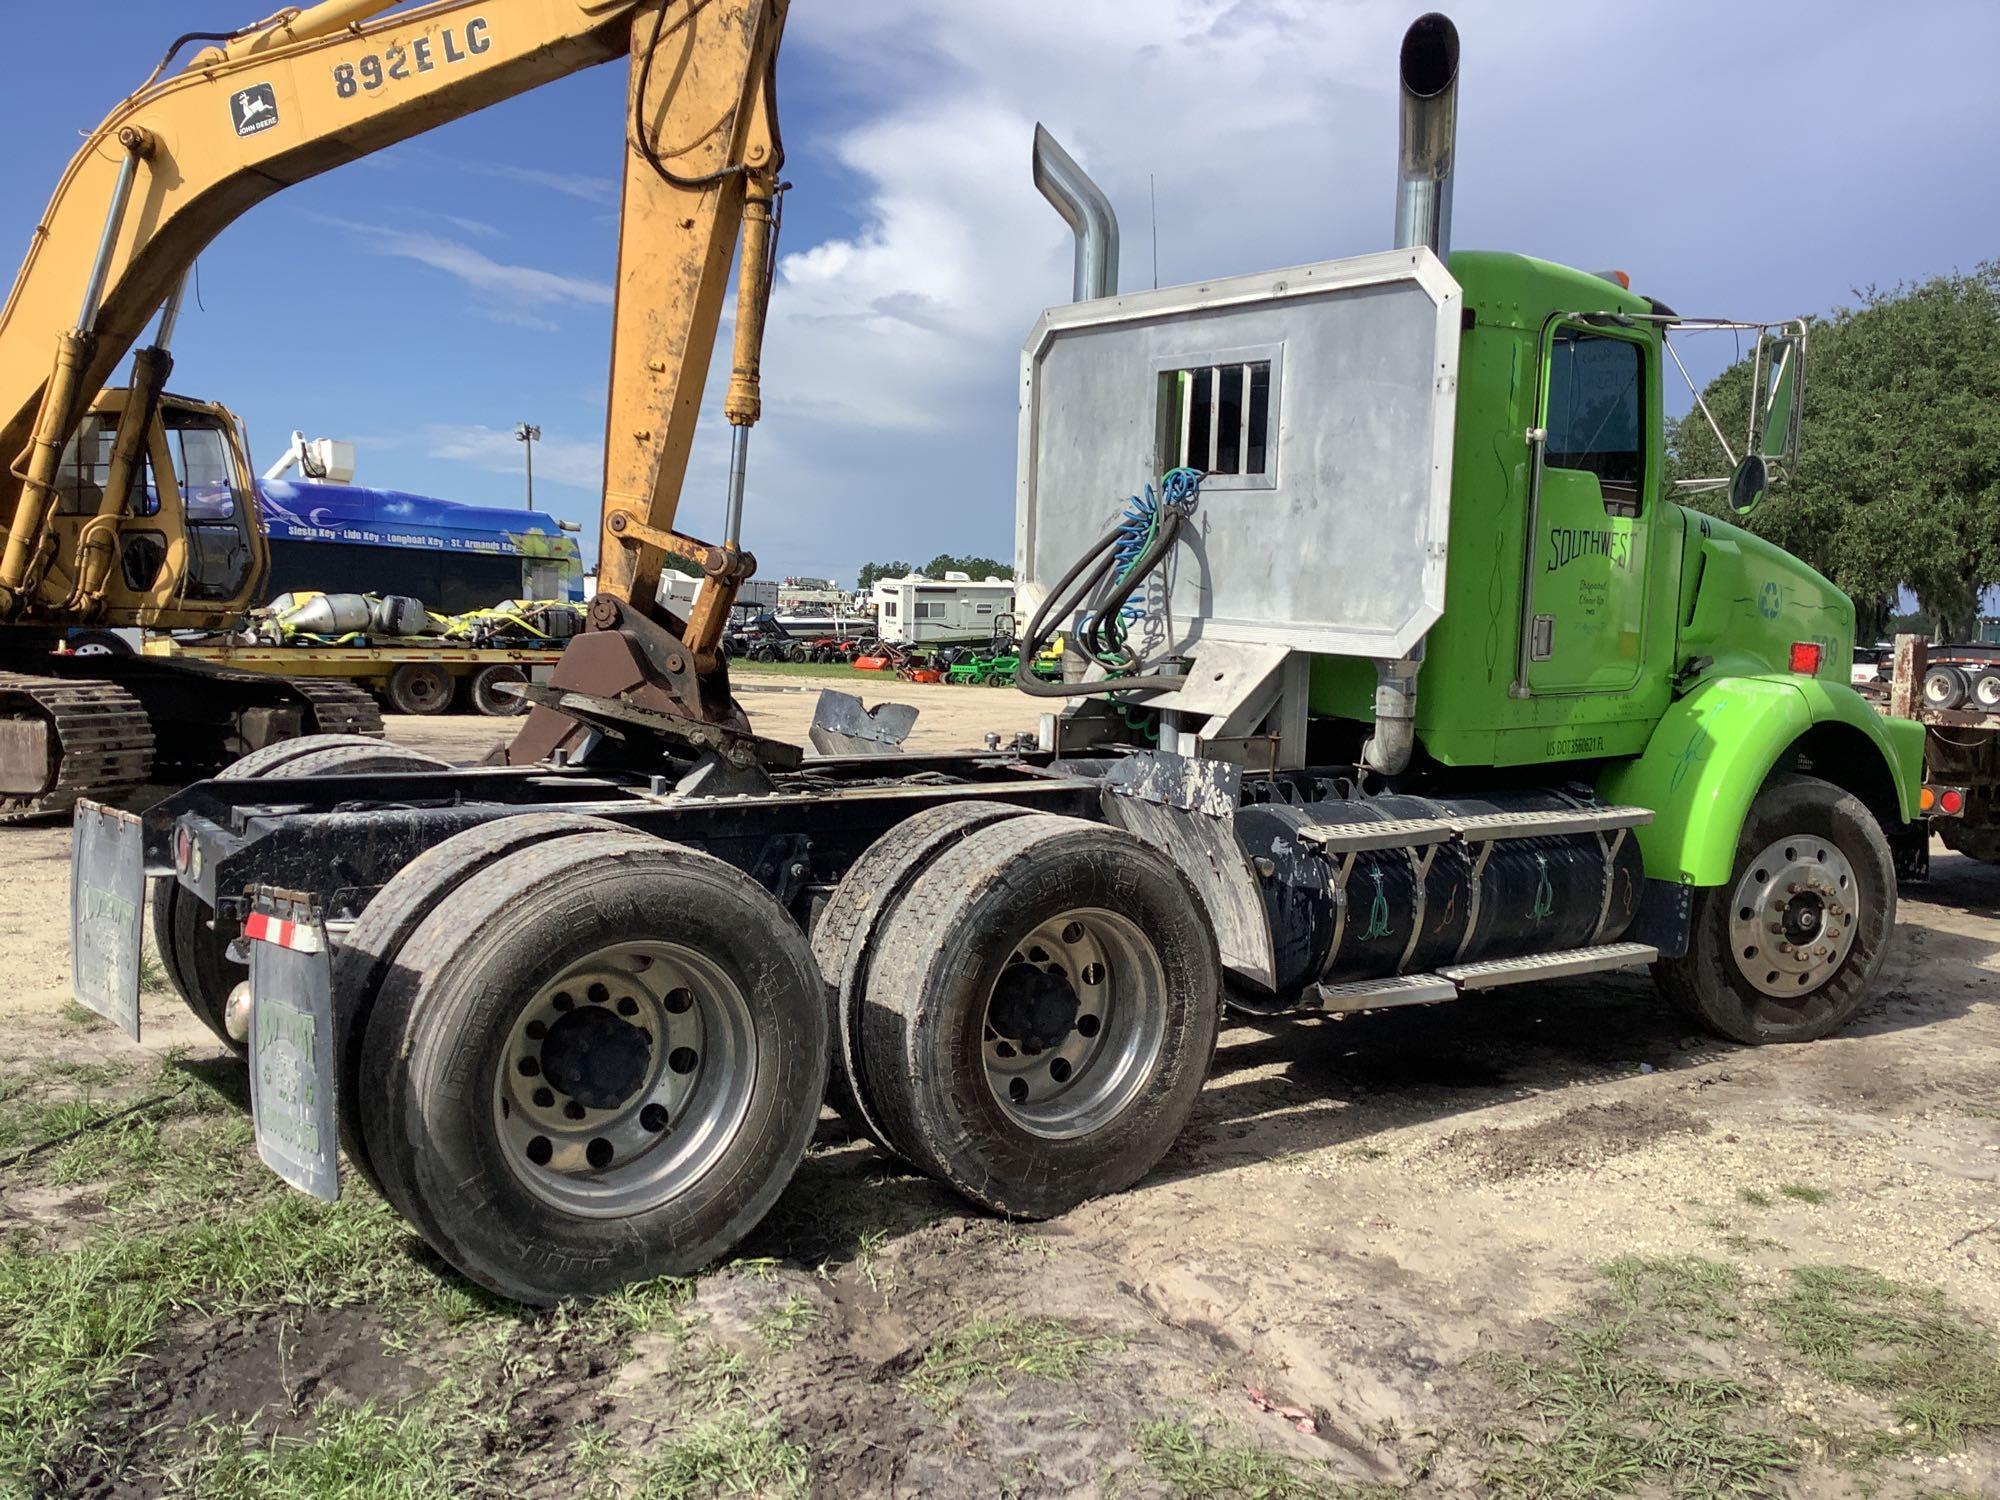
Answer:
xmin=1013 ymin=468 xmax=1202 ymax=698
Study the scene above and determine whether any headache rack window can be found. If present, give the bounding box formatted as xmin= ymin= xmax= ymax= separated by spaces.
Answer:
xmin=1156 ymin=357 xmax=1275 ymax=482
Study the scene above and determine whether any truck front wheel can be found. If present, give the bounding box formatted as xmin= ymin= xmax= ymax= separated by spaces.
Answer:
xmin=1654 ymin=774 xmax=1894 ymax=1045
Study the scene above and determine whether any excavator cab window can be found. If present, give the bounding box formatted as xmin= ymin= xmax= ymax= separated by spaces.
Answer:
xmin=54 ymin=414 xmax=151 ymax=517
xmin=153 ymin=412 xmax=254 ymax=601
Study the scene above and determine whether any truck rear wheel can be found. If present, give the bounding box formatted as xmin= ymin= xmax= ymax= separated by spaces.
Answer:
xmin=854 ymin=816 xmax=1219 ymax=1218
xmin=469 ymin=664 xmax=529 ymax=717
xmin=355 ymin=832 xmax=828 ymax=1303
xmin=1654 ymin=774 xmax=1894 ymax=1045
xmin=811 ymin=800 xmax=1036 ymax=1144
xmin=386 ymin=662 xmax=454 ymax=716
xmin=152 ymin=736 xmax=449 ymax=1050
xmin=331 ymin=813 xmax=639 ymax=1205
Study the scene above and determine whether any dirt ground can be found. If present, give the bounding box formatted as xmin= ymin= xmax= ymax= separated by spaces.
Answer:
xmin=1 ymin=676 xmax=1996 ymax=1498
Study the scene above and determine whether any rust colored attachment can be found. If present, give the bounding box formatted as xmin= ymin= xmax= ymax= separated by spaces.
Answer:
xmin=504 ymin=595 xmax=749 ymax=768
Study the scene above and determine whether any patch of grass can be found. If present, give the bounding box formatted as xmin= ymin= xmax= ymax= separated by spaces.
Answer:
xmin=169 ymin=1387 xmax=500 ymax=1500
xmin=1348 ymin=1145 xmax=1391 ymax=1162
xmin=751 ymin=1292 xmax=821 ymax=1350
xmin=906 ymin=1316 xmax=1120 ymax=1411
xmin=1765 ymin=1266 xmax=2000 ymax=1452
xmin=1778 ymin=1183 xmax=1831 ymax=1206
xmin=1738 ymin=1188 xmax=1773 ymax=1209
xmin=53 ymin=1000 xmax=109 ymax=1034
xmin=730 ymin=658 xmax=868 ymax=679
xmin=623 ymin=1407 xmax=806 ymax=1499
xmin=1136 ymin=1416 xmax=1389 ymax=1499
xmin=1476 ymin=1319 xmax=1792 ymax=1499
xmin=0 ymin=1158 xmax=459 ymax=1490
xmin=1602 ymin=1254 xmax=1744 ymax=1339
xmin=138 ymin=951 xmax=169 ymax=996
xmin=588 ymin=1275 xmax=697 ymax=1340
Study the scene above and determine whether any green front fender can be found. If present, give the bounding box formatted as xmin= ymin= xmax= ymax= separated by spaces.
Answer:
xmin=1596 ymin=673 xmax=1923 ymax=887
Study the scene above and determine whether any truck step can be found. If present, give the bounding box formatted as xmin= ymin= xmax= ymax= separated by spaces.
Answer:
xmin=1309 ymin=973 xmax=1458 ymax=1012
xmin=1308 ymin=942 xmax=1659 ymax=1013
xmin=1294 ymin=816 xmax=1454 ymax=853
xmin=1438 ymin=941 xmax=1658 ymax=990
xmin=1447 ymin=805 xmax=1653 ymax=841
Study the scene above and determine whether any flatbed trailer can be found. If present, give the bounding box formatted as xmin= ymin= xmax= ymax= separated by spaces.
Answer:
xmin=140 ymin=637 xmax=560 ymax=717
xmin=1886 ymin=633 xmax=2000 ymax=868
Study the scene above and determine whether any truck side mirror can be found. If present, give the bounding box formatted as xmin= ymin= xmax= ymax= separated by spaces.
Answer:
xmin=1752 ymin=328 xmax=1805 ymax=463
xmin=1729 ymin=453 xmax=1768 ymax=515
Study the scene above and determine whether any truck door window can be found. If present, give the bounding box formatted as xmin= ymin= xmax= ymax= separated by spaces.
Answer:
xmin=1545 ymin=332 xmax=1644 ymax=517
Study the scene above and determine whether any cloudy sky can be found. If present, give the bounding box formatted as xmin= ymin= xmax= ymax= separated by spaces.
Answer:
xmin=2 ymin=1 xmax=1996 ymax=585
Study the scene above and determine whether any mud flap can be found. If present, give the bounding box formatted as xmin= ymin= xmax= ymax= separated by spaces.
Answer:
xmin=246 ymin=891 xmax=340 ymax=1202
xmin=70 ymin=801 xmax=145 ymax=1039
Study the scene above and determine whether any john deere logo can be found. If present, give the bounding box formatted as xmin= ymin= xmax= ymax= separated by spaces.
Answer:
xmin=231 ymin=84 xmax=279 ymax=137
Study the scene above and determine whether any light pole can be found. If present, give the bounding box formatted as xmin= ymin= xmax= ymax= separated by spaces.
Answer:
xmin=514 ymin=421 xmax=540 ymax=510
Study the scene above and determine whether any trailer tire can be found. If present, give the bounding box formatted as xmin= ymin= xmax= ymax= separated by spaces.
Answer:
xmin=1654 ymin=773 xmax=1894 ymax=1045
xmin=1972 ymin=667 xmax=2000 ymax=712
xmin=468 ymin=664 xmax=530 ymax=717
xmin=356 ymin=832 xmax=828 ymax=1304
xmin=151 ymin=737 xmax=450 ymax=1051
xmin=331 ymin=813 xmax=644 ymax=1206
xmin=387 ymin=662 xmax=454 ymax=716
xmin=811 ymin=800 xmax=1038 ymax=1145
xmin=855 ymin=815 xmax=1220 ymax=1218
xmin=1922 ymin=664 xmax=1969 ymax=712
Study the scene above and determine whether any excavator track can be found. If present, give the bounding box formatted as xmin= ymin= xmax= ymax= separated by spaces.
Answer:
xmin=286 ymin=678 xmax=385 ymax=739
xmin=0 ymin=673 xmax=154 ymax=820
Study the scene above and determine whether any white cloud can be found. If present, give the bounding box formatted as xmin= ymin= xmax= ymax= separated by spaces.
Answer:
xmin=313 ymin=215 xmax=611 ymax=323
xmin=425 ymin=422 xmax=604 ymax=492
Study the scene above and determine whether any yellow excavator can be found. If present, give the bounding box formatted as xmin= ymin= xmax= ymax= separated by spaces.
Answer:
xmin=0 ymin=0 xmax=783 ymax=814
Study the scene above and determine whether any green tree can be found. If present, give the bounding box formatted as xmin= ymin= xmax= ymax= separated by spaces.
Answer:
xmin=1667 ymin=265 xmax=2000 ymax=641
xmin=856 ymin=559 xmax=913 ymax=591
xmin=920 ymin=553 xmax=1013 ymax=581
xmin=855 ymin=555 xmax=1014 ymax=591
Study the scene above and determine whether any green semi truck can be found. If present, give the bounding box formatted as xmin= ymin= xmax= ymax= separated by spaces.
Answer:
xmin=75 ymin=11 xmax=1921 ymax=1304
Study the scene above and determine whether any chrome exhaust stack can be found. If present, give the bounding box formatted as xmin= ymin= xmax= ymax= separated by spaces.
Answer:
xmin=1366 ymin=12 xmax=1460 ymax=779
xmin=1393 ymin=11 xmax=1460 ymax=260
xmin=1032 ymin=124 xmax=1119 ymax=302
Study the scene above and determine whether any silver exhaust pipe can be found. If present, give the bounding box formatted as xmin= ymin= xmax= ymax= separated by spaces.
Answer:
xmin=1367 ymin=12 xmax=1460 ymax=780
xmin=1032 ymin=124 xmax=1119 ymax=302
xmin=1393 ymin=11 xmax=1460 ymax=260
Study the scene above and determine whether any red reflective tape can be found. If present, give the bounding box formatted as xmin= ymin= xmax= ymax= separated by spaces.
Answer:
xmin=245 ymin=911 xmax=320 ymax=952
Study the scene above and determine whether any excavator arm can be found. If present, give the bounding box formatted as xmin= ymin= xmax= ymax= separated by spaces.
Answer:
xmin=0 ymin=0 xmax=784 ymax=748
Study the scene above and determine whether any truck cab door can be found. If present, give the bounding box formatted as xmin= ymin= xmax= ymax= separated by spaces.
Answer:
xmin=1518 ymin=323 xmax=1654 ymax=696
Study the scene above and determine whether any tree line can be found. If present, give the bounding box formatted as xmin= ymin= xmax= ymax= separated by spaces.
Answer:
xmin=1667 ymin=263 xmax=2000 ymax=642
xmin=854 ymin=555 xmax=1013 ymax=591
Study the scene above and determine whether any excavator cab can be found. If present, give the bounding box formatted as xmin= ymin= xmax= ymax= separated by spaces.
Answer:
xmin=47 ymin=389 xmax=263 ymax=626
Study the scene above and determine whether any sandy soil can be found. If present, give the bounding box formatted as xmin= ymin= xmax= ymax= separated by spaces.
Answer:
xmin=5 ymin=683 xmax=1998 ymax=1495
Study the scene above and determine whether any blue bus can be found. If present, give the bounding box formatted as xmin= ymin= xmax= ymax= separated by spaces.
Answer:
xmin=258 ymin=480 xmax=584 ymax=613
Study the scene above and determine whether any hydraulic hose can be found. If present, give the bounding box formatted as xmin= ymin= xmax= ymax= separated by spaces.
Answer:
xmin=1013 ymin=469 xmax=1200 ymax=698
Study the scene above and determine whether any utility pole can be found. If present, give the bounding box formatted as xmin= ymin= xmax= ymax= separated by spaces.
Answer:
xmin=514 ymin=421 xmax=540 ymax=510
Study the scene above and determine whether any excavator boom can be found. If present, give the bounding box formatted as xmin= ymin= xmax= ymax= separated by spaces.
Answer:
xmin=0 ymin=0 xmax=783 ymax=685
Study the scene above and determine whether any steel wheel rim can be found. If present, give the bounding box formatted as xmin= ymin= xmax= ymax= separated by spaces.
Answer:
xmin=1727 ymin=834 xmax=1859 ymax=999
xmin=494 ymin=939 xmax=756 ymax=1217
xmin=981 ymin=907 xmax=1167 ymax=1140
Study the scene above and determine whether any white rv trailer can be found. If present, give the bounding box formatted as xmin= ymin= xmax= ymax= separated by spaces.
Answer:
xmin=871 ymin=572 xmax=1015 ymax=646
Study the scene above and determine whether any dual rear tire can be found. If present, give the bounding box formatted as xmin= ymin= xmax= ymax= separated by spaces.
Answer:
xmin=346 ymin=820 xmax=827 ymax=1302
xmin=815 ymin=811 xmax=1221 ymax=1218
